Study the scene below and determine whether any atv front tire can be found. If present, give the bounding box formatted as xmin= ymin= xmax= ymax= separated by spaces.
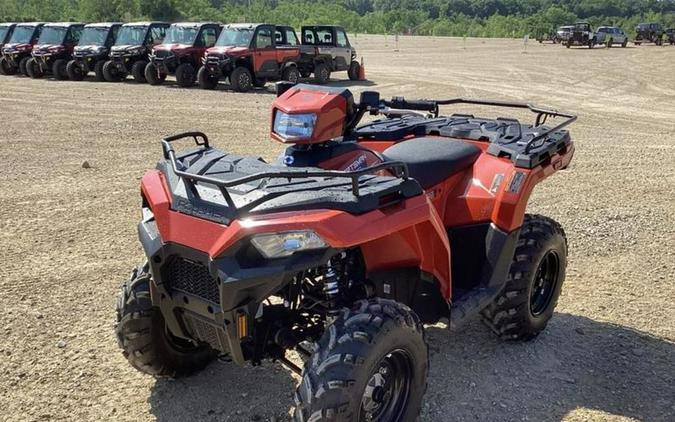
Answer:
xmin=197 ymin=66 xmax=218 ymax=90
xmin=103 ymin=60 xmax=124 ymax=82
xmin=144 ymin=63 xmax=166 ymax=85
xmin=27 ymin=58 xmax=43 ymax=78
xmin=131 ymin=60 xmax=148 ymax=83
xmin=294 ymin=299 xmax=428 ymax=422
xmin=230 ymin=66 xmax=253 ymax=92
xmin=66 ymin=60 xmax=85 ymax=81
xmin=481 ymin=214 xmax=567 ymax=341
xmin=52 ymin=59 xmax=68 ymax=80
xmin=175 ymin=63 xmax=196 ymax=87
xmin=0 ymin=57 xmax=12 ymax=75
xmin=115 ymin=263 xmax=216 ymax=377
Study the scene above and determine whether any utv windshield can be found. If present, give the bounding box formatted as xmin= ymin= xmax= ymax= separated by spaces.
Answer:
xmin=0 ymin=27 xmax=10 ymax=42
xmin=115 ymin=26 xmax=147 ymax=46
xmin=79 ymin=27 xmax=109 ymax=45
xmin=38 ymin=27 xmax=67 ymax=44
xmin=215 ymin=27 xmax=253 ymax=47
xmin=164 ymin=26 xmax=198 ymax=45
xmin=10 ymin=26 xmax=37 ymax=43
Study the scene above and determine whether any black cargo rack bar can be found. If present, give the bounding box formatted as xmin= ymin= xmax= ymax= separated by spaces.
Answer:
xmin=161 ymin=132 xmax=410 ymax=209
xmin=383 ymin=97 xmax=577 ymax=153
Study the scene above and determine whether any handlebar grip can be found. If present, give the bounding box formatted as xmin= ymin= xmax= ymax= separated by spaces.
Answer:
xmin=386 ymin=97 xmax=438 ymax=112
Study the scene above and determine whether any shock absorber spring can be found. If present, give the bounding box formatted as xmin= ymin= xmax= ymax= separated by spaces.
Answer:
xmin=323 ymin=266 xmax=340 ymax=320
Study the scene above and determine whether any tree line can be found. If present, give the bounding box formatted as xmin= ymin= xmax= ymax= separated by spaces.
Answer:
xmin=1 ymin=0 xmax=674 ymax=38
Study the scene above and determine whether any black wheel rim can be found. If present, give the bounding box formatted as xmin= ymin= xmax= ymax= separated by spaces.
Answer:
xmin=359 ymin=349 xmax=413 ymax=422
xmin=530 ymin=250 xmax=560 ymax=316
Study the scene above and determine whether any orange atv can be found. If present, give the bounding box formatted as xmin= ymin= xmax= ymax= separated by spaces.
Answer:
xmin=115 ymin=84 xmax=576 ymax=421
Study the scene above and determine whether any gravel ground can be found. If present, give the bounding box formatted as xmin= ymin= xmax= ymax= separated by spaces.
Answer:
xmin=0 ymin=35 xmax=673 ymax=422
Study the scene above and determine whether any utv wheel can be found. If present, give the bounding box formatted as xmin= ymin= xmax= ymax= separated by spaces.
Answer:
xmin=281 ymin=66 xmax=299 ymax=84
xmin=19 ymin=56 xmax=31 ymax=76
xmin=144 ymin=63 xmax=165 ymax=85
xmin=93 ymin=60 xmax=106 ymax=81
xmin=348 ymin=60 xmax=361 ymax=81
xmin=131 ymin=60 xmax=148 ymax=83
xmin=27 ymin=58 xmax=43 ymax=78
xmin=230 ymin=66 xmax=253 ymax=92
xmin=481 ymin=214 xmax=567 ymax=341
xmin=66 ymin=60 xmax=85 ymax=81
xmin=314 ymin=63 xmax=330 ymax=84
xmin=115 ymin=263 xmax=216 ymax=377
xmin=52 ymin=59 xmax=68 ymax=80
xmin=294 ymin=299 xmax=428 ymax=422
xmin=175 ymin=63 xmax=196 ymax=87
xmin=0 ymin=57 xmax=12 ymax=75
xmin=103 ymin=60 xmax=124 ymax=82
xmin=253 ymin=77 xmax=267 ymax=88
xmin=622 ymin=39 xmax=628 ymax=48
xmin=197 ymin=66 xmax=218 ymax=90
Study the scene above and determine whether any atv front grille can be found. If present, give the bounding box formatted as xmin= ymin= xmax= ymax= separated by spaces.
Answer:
xmin=183 ymin=314 xmax=222 ymax=350
xmin=164 ymin=257 xmax=220 ymax=304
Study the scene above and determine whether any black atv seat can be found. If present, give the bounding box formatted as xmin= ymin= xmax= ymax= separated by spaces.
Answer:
xmin=383 ymin=138 xmax=481 ymax=189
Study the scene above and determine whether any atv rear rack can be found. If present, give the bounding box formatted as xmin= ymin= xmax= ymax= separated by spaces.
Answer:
xmin=381 ymin=97 xmax=577 ymax=154
xmin=161 ymin=131 xmax=411 ymax=211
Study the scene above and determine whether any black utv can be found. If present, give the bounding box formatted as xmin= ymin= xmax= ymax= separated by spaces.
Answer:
xmin=27 ymin=22 xmax=85 ymax=79
xmin=634 ymin=23 xmax=664 ymax=45
xmin=565 ymin=22 xmax=597 ymax=48
xmin=66 ymin=23 xmax=122 ymax=81
xmin=102 ymin=21 xmax=169 ymax=82
xmin=664 ymin=28 xmax=674 ymax=45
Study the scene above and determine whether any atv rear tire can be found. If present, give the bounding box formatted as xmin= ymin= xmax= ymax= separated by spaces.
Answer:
xmin=294 ymin=299 xmax=428 ymax=422
xmin=132 ymin=60 xmax=148 ymax=83
xmin=103 ymin=60 xmax=124 ymax=82
xmin=314 ymin=62 xmax=330 ymax=84
xmin=197 ymin=66 xmax=218 ymax=90
xmin=66 ymin=60 xmax=85 ymax=81
xmin=27 ymin=58 xmax=43 ymax=78
xmin=144 ymin=63 xmax=165 ymax=85
xmin=52 ymin=59 xmax=68 ymax=80
xmin=481 ymin=214 xmax=567 ymax=341
xmin=175 ymin=63 xmax=196 ymax=88
xmin=19 ymin=56 xmax=30 ymax=76
xmin=230 ymin=66 xmax=253 ymax=92
xmin=281 ymin=66 xmax=299 ymax=84
xmin=348 ymin=61 xmax=361 ymax=81
xmin=93 ymin=60 xmax=105 ymax=81
xmin=115 ymin=263 xmax=216 ymax=377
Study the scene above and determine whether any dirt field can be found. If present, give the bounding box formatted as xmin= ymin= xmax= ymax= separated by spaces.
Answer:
xmin=1 ymin=35 xmax=674 ymax=422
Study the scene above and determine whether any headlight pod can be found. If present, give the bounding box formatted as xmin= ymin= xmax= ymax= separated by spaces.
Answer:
xmin=273 ymin=111 xmax=317 ymax=141
xmin=250 ymin=231 xmax=327 ymax=259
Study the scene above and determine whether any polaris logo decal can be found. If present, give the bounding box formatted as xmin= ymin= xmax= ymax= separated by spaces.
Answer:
xmin=345 ymin=155 xmax=368 ymax=172
xmin=507 ymin=171 xmax=526 ymax=193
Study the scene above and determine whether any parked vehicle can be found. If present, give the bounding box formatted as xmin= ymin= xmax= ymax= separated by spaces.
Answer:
xmin=198 ymin=23 xmax=300 ymax=91
xmin=566 ymin=22 xmax=599 ymax=48
xmin=27 ymin=22 xmax=85 ymax=79
xmin=536 ymin=31 xmax=558 ymax=44
xmin=66 ymin=22 xmax=122 ymax=81
xmin=144 ymin=22 xmax=222 ymax=87
xmin=665 ymin=28 xmax=675 ymax=45
xmin=298 ymin=25 xmax=360 ymax=83
xmin=597 ymin=26 xmax=628 ymax=48
xmin=634 ymin=23 xmax=664 ymax=45
xmin=0 ymin=23 xmax=17 ymax=75
xmin=102 ymin=21 xmax=170 ymax=82
xmin=556 ymin=25 xmax=574 ymax=43
xmin=0 ymin=22 xmax=45 ymax=76
xmin=115 ymin=83 xmax=576 ymax=420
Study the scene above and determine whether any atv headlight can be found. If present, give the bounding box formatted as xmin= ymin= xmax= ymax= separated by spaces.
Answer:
xmin=273 ymin=111 xmax=316 ymax=141
xmin=250 ymin=231 xmax=327 ymax=259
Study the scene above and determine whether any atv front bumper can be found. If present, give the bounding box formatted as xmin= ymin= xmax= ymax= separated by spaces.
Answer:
xmin=138 ymin=213 xmax=335 ymax=364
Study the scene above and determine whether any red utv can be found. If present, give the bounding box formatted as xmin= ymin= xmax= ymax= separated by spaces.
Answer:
xmin=298 ymin=25 xmax=361 ymax=83
xmin=197 ymin=23 xmax=301 ymax=92
xmin=66 ymin=22 xmax=123 ymax=82
xmin=144 ymin=22 xmax=222 ymax=87
xmin=0 ymin=22 xmax=45 ymax=76
xmin=102 ymin=21 xmax=170 ymax=83
xmin=115 ymin=82 xmax=576 ymax=420
xmin=27 ymin=22 xmax=85 ymax=79
xmin=0 ymin=23 xmax=17 ymax=75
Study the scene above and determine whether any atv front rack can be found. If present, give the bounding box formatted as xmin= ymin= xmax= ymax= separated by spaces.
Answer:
xmin=161 ymin=132 xmax=413 ymax=215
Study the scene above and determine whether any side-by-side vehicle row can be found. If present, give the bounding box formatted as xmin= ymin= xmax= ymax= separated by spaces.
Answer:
xmin=0 ymin=21 xmax=364 ymax=90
